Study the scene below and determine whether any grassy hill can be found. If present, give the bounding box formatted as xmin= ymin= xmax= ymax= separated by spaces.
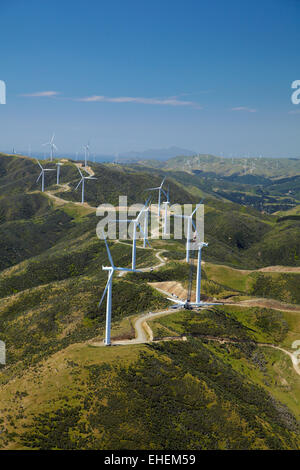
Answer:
xmin=131 ymin=156 xmax=300 ymax=214
xmin=1 ymin=318 xmax=299 ymax=450
xmin=142 ymin=154 xmax=300 ymax=178
xmin=0 ymin=153 xmax=300 ymax=450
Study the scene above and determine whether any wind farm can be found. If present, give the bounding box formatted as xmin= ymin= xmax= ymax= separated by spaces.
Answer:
xmin=1 ymin=0 xmax=300 ymax=453
xmin=0 ymin=147 xmax=300 ymax=451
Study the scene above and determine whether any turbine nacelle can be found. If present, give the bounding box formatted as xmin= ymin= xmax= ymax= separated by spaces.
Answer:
xmin=42 ymin=133 xmax=58 ymax=161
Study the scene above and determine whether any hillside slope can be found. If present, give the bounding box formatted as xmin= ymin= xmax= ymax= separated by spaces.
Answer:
xmin=0 ymin=153 xmax=300 ymax=450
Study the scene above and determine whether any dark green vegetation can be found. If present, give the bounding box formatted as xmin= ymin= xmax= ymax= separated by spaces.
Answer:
xmin=133 ymin=154 xmax=300 ymax=214
xmin=149 ymin=306 xmax=289 ymax=345
xmin=12 ymin=338 xmax=300 ymax=449
xmin=0 ymin=153 xmax=300 ymax=450
xmin=142 ymin=154 xmax=300 ymax=178
xmin=250 ymin=273 xmax=300 ymax=304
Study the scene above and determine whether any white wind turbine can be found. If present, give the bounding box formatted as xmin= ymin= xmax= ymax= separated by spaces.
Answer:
xmin=111 ymin=199 xmax=151 ymax=269
xmin=98 ymin=233 xmax=141 ymax=346
xmin=56 ymin=162 xmax=63 ymax=185
xmin=147 ymin=177 xmax=166 ymax=218
xmin=142 ymin=199 xmax=151 ymax=248
xmin=172 ymin=202 xmax=203 ymax=263
xmin=42 ymin=134 xmax=57 ymax=161
xmin=162 ymin=185 xmax=170 ymax=237
xmin=168 ymin=241 xmax=220 ymax=309
xmin=36 ymin=159 xmax=55 ymax=192
xmin=75 ymin=166 xmax=97 ymax=203
xmin=83 ymin=143 xmax=90 ymax=167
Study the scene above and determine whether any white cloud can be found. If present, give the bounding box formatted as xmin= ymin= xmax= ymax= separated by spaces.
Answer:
xmin=231 ymin=106 xmax=257 ymax=113
xmin=76 ymin=95 xmax=201 ymax=108
xmin=20 ymin=91 xmax=60 ymax=97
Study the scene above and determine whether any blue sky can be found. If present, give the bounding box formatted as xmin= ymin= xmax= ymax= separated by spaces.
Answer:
xmin=0 ymin=0 xmax=299 ymax=157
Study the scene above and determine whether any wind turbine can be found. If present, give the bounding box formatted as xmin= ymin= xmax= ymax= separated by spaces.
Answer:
xmin=56 ymin=162 xmax=63 ymax=185
xmin=147 ymin=177 xmax=166 ymax=217
xmin=110 ymin=199 xmax=151 ymax=269
xmin=83 ymin=143 xmax=90 ymax=167
xmin=172 ymin=202 xmax=203 ymax=263
xmin=98 ymin=233 xmax=141 ymax=346
xmin=75 ymin=166 xmax=97 ymax=203
xmin=162 ymin=185 xmax=170 ymax=237
xmin=168 ymin=241 xmax=220 ymax=309
xmin=36 ymin=159 xmax=55 ymax=192
xmin=42 ymin=134 xmax=57 ymax=161
xmin=142 ymin=201 xmax=151 ymax=249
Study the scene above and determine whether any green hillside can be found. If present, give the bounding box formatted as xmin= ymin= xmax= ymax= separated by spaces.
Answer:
xmin=142 ymin=154 xmax=300 ymax=178
xmin=0 ymin=153 xmax=300 ymax=450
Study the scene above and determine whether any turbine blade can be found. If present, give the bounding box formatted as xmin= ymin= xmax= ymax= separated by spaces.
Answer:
xmin=77 ymin=166 xmax=83 ymax=177
xmin=36 ymin=171 xmax=43 ymax=183
xmin=137 ymin=223 xmax=151 ymax=247
xmin=36 ymin=159 xmax=43 ymax=169
xmin=115 ymin=267 xmax=142 ymax=272
xmin=192 ymin=199 xmax=204 ymax=216
xmin=102 ymin=232 xmax=114 ymax=268
xmin=98 ymin=271 xmax=113 ymax=308
xmin=74 ymin=178 xmax=83 ymax=190
xmin=167 ymin=297 xmax=184 ymax=304
xmin=160 ymin=177 xmax=166 ymax=188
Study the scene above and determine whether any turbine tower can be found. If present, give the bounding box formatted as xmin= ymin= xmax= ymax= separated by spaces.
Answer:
xmin=168 ymin=241 xmax=220 ymax=309
xmin=147 ymin=177 xmax=166 ymax=218
xmin=162 ymin=185 xmax=170 ymax=237
xmin=83 ymin=143 xmax=90 ymax=168
xmin=75 ymin=166 xmax=97 ymax=203
xmin=143 ymin=202 xmax=151 ymax=248
xmin=195 ymin=242 xmax=208 ymax=304
xmin=42 ymin=134 xmax=57 ymax=161
xmin=98 ymin=233 xmax=141 ymax=345
xmin=172 ymin=202 xmax=203 ymax=263
xmin=36 ymin=159 xmax=55 ymax=192
xmin=56 ymin=162 xmax=63 ymax=185
xmin=129 ymin=199 xmax=151 ymax=269
xmin=109 ymin=199 xmax=151 ymax=269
